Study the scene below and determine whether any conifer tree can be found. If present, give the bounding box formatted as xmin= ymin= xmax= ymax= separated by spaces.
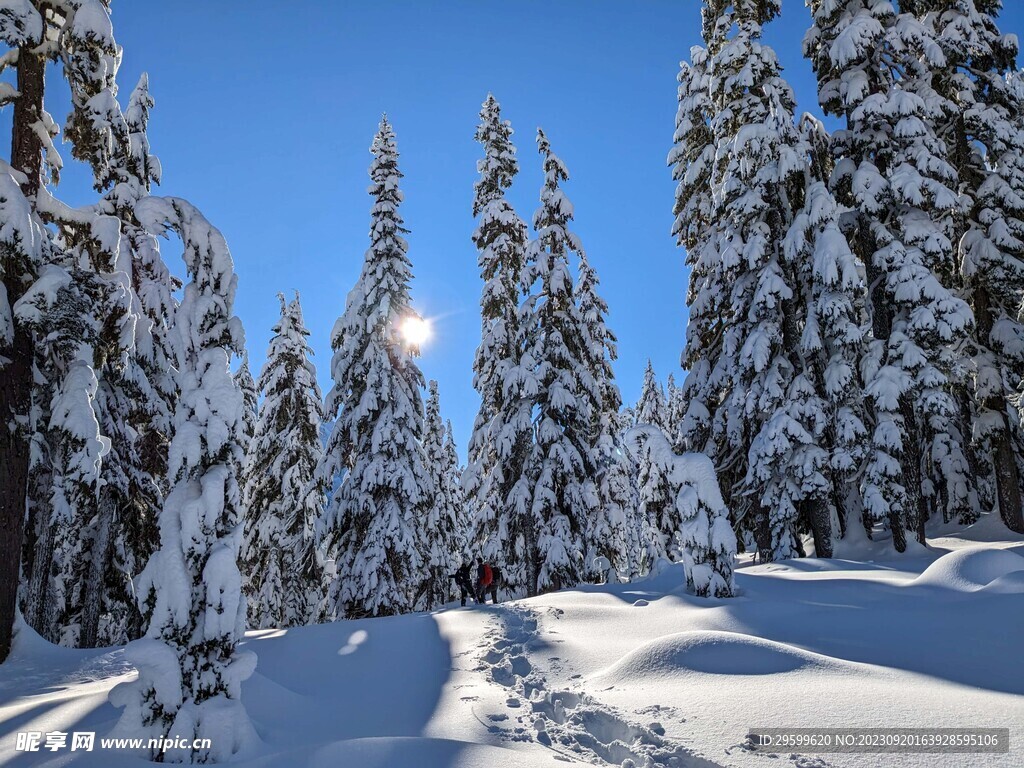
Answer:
xmin=666 ymin=373 xmax=686 ymax=449
xmin=0 ymin=0 xmax=116 ymax=662
xmin=241 ymin=293 xmax=326 ymax=628
xmin=672 ymin=0 xmax=873 ymax=559
xmin=576 ymin=252 xmax=632 ymax=580
xmin=636 ymin=360 xmax=668 ymax=431
xmin=235 ymin=353 xmax=258 ymax=455
xmin=123 ymin=74 xmax=179 ymax=511
xmin=419 ymin=381 xmax=462 ymax=609
xmin=5 ymin=0 xmax=162 ymax=651
xmin=670 ymin=43 xmax=725 ymax=475
xmin=520 ymin=129 xmax=594 ymax=594
xmin=110 ymin=198 xmax=255 ymax=762
xmin=633 ymin=363 xmax=675 ymax=567
xmin=918 ymin=0 xmax=1024 ymax=532
xmin=806 ymin=0 xmax=976 ymax=548
xmin=464 ymin=95 xmax=533 ymax=597
xmin=319 ymin=117 xmax=430 ymax=618
xmin=444 ymin=420 xmax=468 ymax=560
xmin=625 ymin=426 xmax=736 ymax=597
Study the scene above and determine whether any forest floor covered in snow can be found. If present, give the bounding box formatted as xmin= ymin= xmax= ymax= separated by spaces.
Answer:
xmin=1 ymin=514 xmax=1022 ymax=768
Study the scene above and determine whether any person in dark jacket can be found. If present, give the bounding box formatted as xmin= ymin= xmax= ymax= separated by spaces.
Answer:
xmin=451 ymin=562 xmax=474 ymax=607
xmin=487 ymin=566 xmax=501 ymax=604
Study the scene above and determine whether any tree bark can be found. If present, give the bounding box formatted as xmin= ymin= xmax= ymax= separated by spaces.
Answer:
xmin=974 ymin=287 xmax=1024 ymax=533
xmin=0 ymin=42 xmax=44 ymax=663
xmin=79 ymin=491 xmax=115 ymax=648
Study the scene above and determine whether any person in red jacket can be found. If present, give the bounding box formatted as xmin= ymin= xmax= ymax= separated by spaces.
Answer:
xmin=475 ymin=557 xmax=493 ymax=604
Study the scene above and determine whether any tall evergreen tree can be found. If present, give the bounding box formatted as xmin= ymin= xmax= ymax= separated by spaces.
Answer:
xmin=4 ymin=0 xmax=163 ymax=652
xmin=672 ymin=0 xmax=875 ymax=559
xmin=806 ymin=0 xmax=976 ymax=549
xmin=419 ymin=381 xmax=462 ymax=609
xmin=444 ymin=420 xmax=468 ymax=561
xmin=520 ymin=129 xmax=595 ymax=594
xmin=666 ymin=373 xmax=686 ymax=449
xmin=235 ymin=353 xmax=258 ymax=455
xmin=636 ymin=360 xmax=669 ymax=431
xmin=110 ymin=198 xmax=255 ymax=762
xmin=319 ymin=117 xmax=430 ymax=618
xmin=123 ymin=74 xmax=179 ymax=515
xmin=464 ymin=95 xmax=533 ymax=597
xmin=0 ymin=0 xmax=118 ymax=662
xmin=576 ymin=252 xmax=632 ymax=580
xmin=241 ymin=293 xmax=326 ymax=629
xmin=917 ymin=0 xmax=1024 ymax=532
xmin=625 ymin=426 xmax=736 ymax=597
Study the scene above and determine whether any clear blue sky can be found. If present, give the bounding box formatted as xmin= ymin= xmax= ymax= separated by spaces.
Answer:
xmin=8 ymin=1 xmax=1024 ymax=457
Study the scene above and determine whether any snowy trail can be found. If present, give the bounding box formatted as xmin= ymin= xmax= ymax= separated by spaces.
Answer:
xmin=475 ymin=604 xmax=724 ymax=767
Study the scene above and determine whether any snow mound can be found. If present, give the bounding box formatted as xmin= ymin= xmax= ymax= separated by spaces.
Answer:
xmin=911 ymin=547 xmax=1024 ymax=592
xmin=593 ymin=630 xmax=841 ymax=681
xmin=978 ymin=569 xmax=1024 ymax=595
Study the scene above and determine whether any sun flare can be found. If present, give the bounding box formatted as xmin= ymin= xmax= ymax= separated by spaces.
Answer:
xmin=399 ymin=315 xmax=432 ymax=347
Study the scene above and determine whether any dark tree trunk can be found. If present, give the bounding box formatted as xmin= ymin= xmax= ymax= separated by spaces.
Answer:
xmin=23 ymin=500 xmax=53 ymax=640
xmin=0 ymin=42 xmax=45 ymax=663
xmin=804 ymin=498 xmax=833 ymax=558
xmin=974 ymin=287 xmax=1024 ymax=533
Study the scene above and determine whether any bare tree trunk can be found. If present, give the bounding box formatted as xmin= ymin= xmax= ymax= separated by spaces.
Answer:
xmin=79 ymin=492 xmax=115 ymax=648
xmin=804 ymin=498 xmax=833 ymax=558
xmin=0 ymin=41 xmax=44 ymax=663
xmin=23 ymin=467 xmax=54 ymax=640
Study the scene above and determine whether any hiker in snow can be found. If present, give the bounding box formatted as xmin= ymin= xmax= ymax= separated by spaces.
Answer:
xmin=475 ymin=557 xmax=494 ymax=604
xmin=485 ymin=566 xmax=501 ymax=605
xmin=451 ymin=561 xmax=475 ymax=607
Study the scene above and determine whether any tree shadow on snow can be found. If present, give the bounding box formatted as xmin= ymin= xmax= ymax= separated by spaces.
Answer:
xmin=240 ymin=612 xmax=453 ymax=748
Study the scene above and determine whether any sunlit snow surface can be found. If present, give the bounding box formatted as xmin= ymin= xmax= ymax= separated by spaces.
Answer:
xmin=1 ymin=515 xmax=1022 ymax=767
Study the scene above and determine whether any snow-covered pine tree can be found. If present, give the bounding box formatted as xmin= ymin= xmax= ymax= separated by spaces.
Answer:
xmin=6 ymin=0 xmax=162 ymax=651
xmin=241 ymin=293 xmax=326 ymax=629
xmin=520 ymin=129 xmax=594 ymax=594
xmin=90 ymin=72 xmax=174 ymax=645
xmin=576 ymin=251 xmax=632 ymax=581
xmin=701 ymin=0 xmax=820 ymax=559
xmin=918 ymin=0 xmax=1024 ymax=532
xmin=0 ymin=0 xmax=68 ymax=662
xmin=17 ymin=262 xmax=126 ymax=647
xmin=625 ymin=426 xmax=736 ymax=597
xmin=2 ymin=5 xmax=56 ymax=655
xmin=319 ymin=116 xmax=430 ymax=619
xmin=464 ymin=95 xmax=534 ymax=598
xmin=418 ymin=381 xmax=462 ymax=609
xmin=666 ymin=373 xmax=686 ymax=450
xmin=122 ymin=74 xmax=179 ymax=515
xmin=785 ymin=131 xmax=870 ymax=546
xmin=109 ymin=198 xmax=255 ymax=762
xmin=443 ymin=419 xmax=468 ymax=561
xmin=670 ymin=0 xmax=869 ymax=560
xmin=670 ymin=42 xmax=727 ymax=477
xmin=636 ymin=360 xmax=669 ymax=431
xmin=806 ymin=0 xmax=976 ymax=548
xmin=70 ymin=70 xmax=173 ymax=650
xmin=235 ymin=353 xmax=258 ymax=455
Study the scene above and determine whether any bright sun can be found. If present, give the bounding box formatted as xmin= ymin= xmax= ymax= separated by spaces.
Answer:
xmin=399 ymin=316 xmax=432 ymax=347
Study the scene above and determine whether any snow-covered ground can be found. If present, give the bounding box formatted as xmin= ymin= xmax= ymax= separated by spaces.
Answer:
xmin=1 ymin=515 xmax=1022 ymax=767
